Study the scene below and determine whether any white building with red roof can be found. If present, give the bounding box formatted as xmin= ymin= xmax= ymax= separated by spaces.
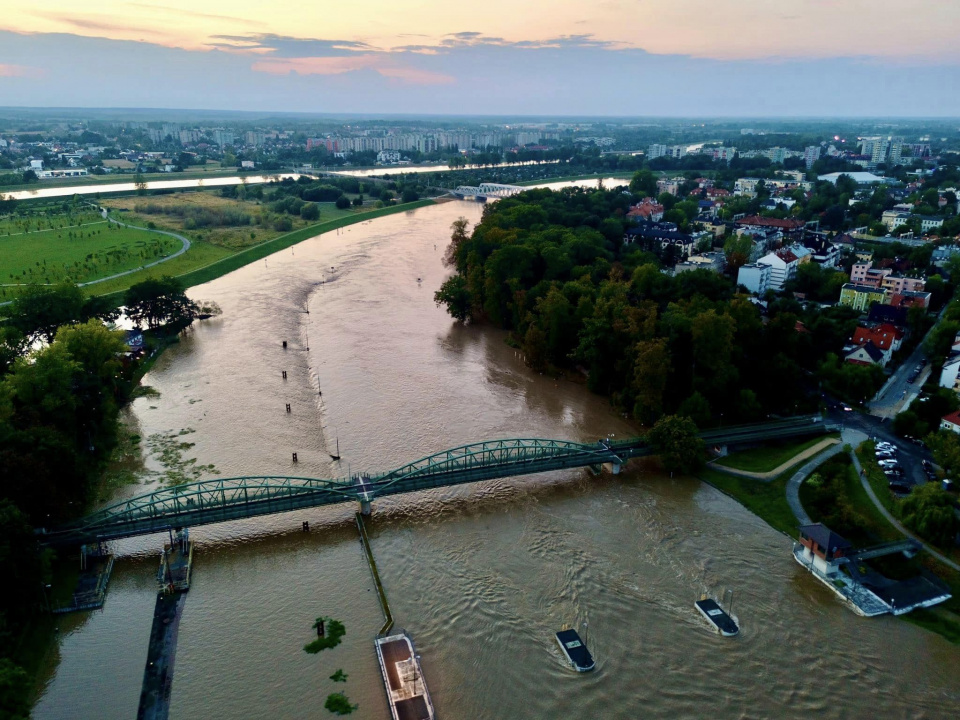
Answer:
xmin=626 ymin=198 xmax=664 ymax=222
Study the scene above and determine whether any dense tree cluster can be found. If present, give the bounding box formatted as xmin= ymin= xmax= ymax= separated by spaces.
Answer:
xmin=435 ymin=187 xmax=874 ymax=425
xmin=0 ymin=278 xmax=200 ymax=714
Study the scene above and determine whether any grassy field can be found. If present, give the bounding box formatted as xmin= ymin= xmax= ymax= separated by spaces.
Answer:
xmin=0 ymin=215 xmax=179 ymax=300
xmin=714 ymin=434 xmax=838 ymax=473
xmin=698 ymin=464 xmax=802 ymax=537
xmin=86 ymin=197 xmax=437 ymax=301
xmin=104 ymin=191 xmax=358 ymax=250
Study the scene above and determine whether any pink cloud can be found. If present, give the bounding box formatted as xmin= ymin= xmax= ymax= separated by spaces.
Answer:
xmin=251 ymin=55 xmax=453 ymax=84
xmin=0 ymin=64 xmax=43 ymax=78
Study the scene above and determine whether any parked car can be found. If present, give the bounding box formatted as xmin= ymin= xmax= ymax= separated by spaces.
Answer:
xmin=876 ymin=453 xmax=896 ymax=460
xmin=889 ymin=481 xmax=912 ymax=495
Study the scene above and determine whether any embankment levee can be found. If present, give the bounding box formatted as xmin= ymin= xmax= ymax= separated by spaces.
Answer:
xmin=91 ymin=198 xmax=437 ymax=306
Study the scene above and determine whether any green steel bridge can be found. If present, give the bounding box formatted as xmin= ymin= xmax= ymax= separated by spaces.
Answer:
xmin=39 ymin=416 xmax=839 ymax=546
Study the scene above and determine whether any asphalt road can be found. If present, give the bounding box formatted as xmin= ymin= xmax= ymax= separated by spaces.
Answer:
xmin=869 ymin=347 xmax=930 ymax=420
xmin=825 ymin=406 xmax=932 ymax=488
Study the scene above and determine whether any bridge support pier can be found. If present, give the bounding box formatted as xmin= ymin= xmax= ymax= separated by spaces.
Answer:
xmin=359 ymin=499 xmax=372 ymax=516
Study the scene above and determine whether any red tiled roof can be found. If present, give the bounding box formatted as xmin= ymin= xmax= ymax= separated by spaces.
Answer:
xmin=776 ymin=249 xmax=799 ymax=263
xmin=852 ymin=325 xmax=901 ymax=351
xmin=739 ymin=215 xmax=805 ymax=230
xmin=942 ymin=410 xmax=960 ymax=427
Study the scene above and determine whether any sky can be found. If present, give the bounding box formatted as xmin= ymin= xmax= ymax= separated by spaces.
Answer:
xmin=2 ymin=1 xmax=959 ymax=116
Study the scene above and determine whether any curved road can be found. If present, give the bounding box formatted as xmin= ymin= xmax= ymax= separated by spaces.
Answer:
xmin=80 ymin=206 xmax=191 ymax=288
xmin=0 ymin=207 xmax=191 ymax=308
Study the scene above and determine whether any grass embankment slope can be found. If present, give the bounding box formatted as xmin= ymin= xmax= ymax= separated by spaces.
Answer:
xmin=698 ymin=464 xmax=803 ymax=537
xmin=714 ymin=435 xmax=838 ymax=474
xmin=90 ymin=196 xmax=436 ymax=301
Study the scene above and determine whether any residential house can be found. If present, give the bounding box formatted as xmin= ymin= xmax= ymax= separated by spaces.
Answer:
xmin=882 ymin=210 xmax=911 ymax=231
xmin=849 ymin=324 xmax=904 ymax=366
xmin=804 ymin=235 xmax=840 ymax=267
xmin=917 ymin=216 xmax=944 ymax=233
xmin=844 ymin=341 xmax=885 ymax=366
xmin=626 ymin=198 xmax=664 ymax=222
xmin=737 ymin=215 xmax=806 ymax=241
xmin=890 ymin=290 xmax=932 ymax=309
xmin=939 ymin=356 xmax=960 ymax=393
xmin=867 ymin=304 xmax=908 ymax=328
xmin=940 ymin=410 xmax=960 ymax=434
xmin=624 ymin=222 xmax=695 ymax=256
xmin=756 ymin=249 xmax=799 ymax=291
xmin=839 ymin=283 xmax=888 ymax=312
xmin=675 ymin=252 xmax=726 ymax=275
xmin=737 ymin=263 xmax=772 ymax=295
xmin=656 ymin=178 xmax=681 ymax=196
xmin=881 ymin=275 xmax=925 ymax=294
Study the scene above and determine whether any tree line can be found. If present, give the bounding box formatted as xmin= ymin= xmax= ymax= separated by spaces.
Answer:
xmin=434 ymin=185 xmax=891 ymax=430
xmin=0 ymin=277 xmax=198 ymax=716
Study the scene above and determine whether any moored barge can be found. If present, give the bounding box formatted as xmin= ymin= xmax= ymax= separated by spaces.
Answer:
xmin=375 ymin=631 xmax=435 ymax=720
xmin=556 ymin=628 xmax=596 ymax=672
xmin=695 ymin=597 xmax=739 ymax=636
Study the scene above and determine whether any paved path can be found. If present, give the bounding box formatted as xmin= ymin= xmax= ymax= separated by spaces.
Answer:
xmin=81 ymin=206 xmax=191 ymax=288
xmin=711 ymin=437 xmax=840 ymax=480
xmin=848 ymin=445 xmax=960 ymax=573
xmin=784 ymin=432 xmax=865 ymax=526
xmin=0 ymin=207 xmax=192 ymax=307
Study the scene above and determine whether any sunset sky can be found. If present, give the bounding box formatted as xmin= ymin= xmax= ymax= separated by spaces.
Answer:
xmin=2 ymin=1 xmax=959 ymax=115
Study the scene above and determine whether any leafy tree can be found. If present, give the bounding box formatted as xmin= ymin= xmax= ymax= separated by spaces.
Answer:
xmin=631 ymin=338 xmax=670 ymax=423
xmin=124 ymin=276 xmax=198 ymax=329
xmin=0 ymin=658 xmax=31 ymax=720
xmin=434 ymin=275 xmax=471 ymax=322
xmin=900 ymin=483 xmax=960 ymax=548
xmin=7 ymin=282 xmax=85 ymax=344
xmin=629 ymin=169 xmax=658 ymax=196
xmin=926 ymin=430 xmax=960 ymax=478
xmin=299 ymin=202 xmax=320 ymax=221
xmin=401 ymin=189 xmax=420 ymax=203
xmin=724 ymin=234 xmax=754 ymax=274
xmin=335 ymin=196 xmax=350 ymax=209
xmin=647 ymin=414 xmax=705 ymax=474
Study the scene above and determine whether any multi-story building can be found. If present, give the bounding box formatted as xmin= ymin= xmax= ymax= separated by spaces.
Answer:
xmin=882 ymin=210 xmax=912 ymax=232
xmin=736 ymin=263 xmax=772 ymax=295
xmin=212 ymin=129 xmax=235 ymax=148
xmin=803 ymin=146 xmax=821 ymax=169
xmin=647 ymin=143 xmax=668 ymax=160
xmin=376 ymin=150 xmax=401 ymax=164
xmin=881 ymin=275 xmax=925 ymax=294
xmin=754 ymin=249 xmax=799 ymax=291
xmin=839 ymin=283 xmax=888 ymax=312
xmin=918 ymin=216 xmax=944 ymax=233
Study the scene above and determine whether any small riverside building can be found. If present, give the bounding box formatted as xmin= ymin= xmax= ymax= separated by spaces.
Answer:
xmin=797 ymin=523 xmax=852 ymax=576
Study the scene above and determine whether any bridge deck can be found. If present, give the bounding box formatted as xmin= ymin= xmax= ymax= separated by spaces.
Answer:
xmin=41 ymin=417 xmax=837 ymax=546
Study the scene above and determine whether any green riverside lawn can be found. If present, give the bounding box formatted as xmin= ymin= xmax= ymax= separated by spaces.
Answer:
xmin=88 ymin=199 xmax=436 ymax=302
xmin=1 ymin=223 xmax=177 ymax=299
xmin=713 ymin=435 xmax=838 ymax=474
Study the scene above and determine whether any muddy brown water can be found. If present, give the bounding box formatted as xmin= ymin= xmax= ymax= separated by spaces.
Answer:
xmin=34 ymin=195 xmax=960 ymax=719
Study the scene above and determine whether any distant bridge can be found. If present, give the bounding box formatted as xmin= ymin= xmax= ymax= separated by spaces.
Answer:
xmin=40 ymin=416 xmax=838 ymax=546
xmin=451 ymin=183 xmax=525 ymax=200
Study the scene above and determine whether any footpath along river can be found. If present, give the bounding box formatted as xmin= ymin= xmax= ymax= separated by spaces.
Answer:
xmin=34 ymin=192 xmax=960 ymax=719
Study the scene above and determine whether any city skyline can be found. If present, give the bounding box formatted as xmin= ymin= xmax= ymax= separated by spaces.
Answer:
xmin=1 ymin=1 xmax=960 ymax=116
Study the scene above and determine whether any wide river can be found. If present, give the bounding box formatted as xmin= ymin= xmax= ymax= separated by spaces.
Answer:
xmin=34 ymin=194 xmax=960 ymax=719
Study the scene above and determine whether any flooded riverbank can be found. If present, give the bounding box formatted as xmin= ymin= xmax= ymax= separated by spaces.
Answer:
xmin=34 ymin=197 xmax=960 ymax=719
